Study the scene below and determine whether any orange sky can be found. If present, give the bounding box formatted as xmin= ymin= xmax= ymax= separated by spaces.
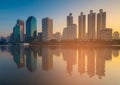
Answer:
xmin=0 ymin=0 xmax=120 ymax=37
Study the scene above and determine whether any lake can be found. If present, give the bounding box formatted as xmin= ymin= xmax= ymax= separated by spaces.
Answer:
xmin=0 ymin=45 xmax=120 ymax=85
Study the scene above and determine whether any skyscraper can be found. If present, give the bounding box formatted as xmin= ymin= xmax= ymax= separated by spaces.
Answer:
xmin=26 ymin=16 xmax=37 ymax=41
xmin=62 ymin=13 xmax=77 ymax=40
xmin=88 ymin=10 xmax=96 ymax=40
xmin=42 ymin=17 xmax=53 ymax=41
xmin=17 ymin=20 xmax=24 ymax=42
xmin=67 ymin=13 xmax=73 ymax=27
xmin=78 ymin=12 xmax=86 ymax=40
xmin=13 ymin=24 xmax=20 ymax=42
xmin=97 ymin=9 xmax=106 ymax=39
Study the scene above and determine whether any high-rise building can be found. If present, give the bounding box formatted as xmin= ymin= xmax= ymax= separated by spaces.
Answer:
xmin=100 ymin=28 xmax=112 ymax=41
xmin=62 ymin=28 xmax=68 ymax=40
xmin=78 ymin=12 xmax=86 ymax=40
xmin=113 ymin=31 xmax=119 ymax=40
xmin=13 ymin=24 xmax=20 ymax=42
xmin=67 ymin=13 xmax=73 ymax=27
xmin=17 ymin=20 xmax=24 ymax=42
xmin=97 ymin=9 xmax=106 ymax=39
xmin=62 ymin=13 xmax=77 ymax=40
xmin=68 ymin=24 xmax=77 ymax=40
xmin=42 ymin=17 xmax=53 ymax=41
xmin=88 ymin=10 xmax=96 ymax=40
xmin=62 ymin=24 xmax=77 ymax=40
xmin=26 ymin=16 xmax=37 ymax=41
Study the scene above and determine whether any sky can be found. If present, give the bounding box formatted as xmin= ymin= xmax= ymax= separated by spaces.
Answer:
xmin=0 ymin=0 xmax=120 ymax=37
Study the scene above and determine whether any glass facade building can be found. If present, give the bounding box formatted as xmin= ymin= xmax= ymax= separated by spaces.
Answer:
xmin=13 ymin=24 xmax=20 ymax=42
xmin=26 ymin=16 xmax=37 ymax=41
xmin=17 ymin=20 xmax=24 ymax=42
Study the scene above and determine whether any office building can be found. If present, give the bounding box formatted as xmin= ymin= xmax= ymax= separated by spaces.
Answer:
xmin=113 ymin=31 xmax=119 ymax=39
xmin=88 ymin=10 xmax=96 ymax=40
xmin=13 ymin=24 xmax=20 ymax=42
xmin=78 ymin=12 xmax=86 ymax=40
xmin=26 ymin=16 xmax=37 ymax=41
xmin=42 ymin=17 xmax=53 ymax=41
xmin=62 ymin=28 xmax=68 ymax=40
xmin=17 ymin=20 xmax=24 ymax=42
xmin=100 ymin=28 xmax=112 ymax=41
xmin=62 ymin=13 xmax=77 ymax=40
xmin=68 ymin=24 xmax=77 ymax=40
xmin=97 ymin=9 xmax=106 ymax=39
xmin=62 ymin=24 xmax=77 ymax=40
xmin=67 ymin=13 xmax=73 ymax=27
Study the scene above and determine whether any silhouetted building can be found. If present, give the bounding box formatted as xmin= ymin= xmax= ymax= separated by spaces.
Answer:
xmin=62 ymin=13 xmax=77 ymax=40
xmin=88 ymin=10 xmax=96 ymax=40
xmin=9 ymin=33 xmax=14 ymax=42
xmin=113 ymin=31 xmax=119 ymax=39
xmin=62 ymin=28 xmax=68 ymax=40
xmin=13 ymin=24 xmax=20 ymax=42
xmin=17 ymin=19 xmax=24 ymax=42
xmin=97 ymin=9 xmax=106 ymax=39
xmin=62 ymin=24 xmax=77 ymax=40
xmin=68 ymin=24 xmax=77 ymax=40
xmin=67 ymin=13 xmax=73 ymax=27
xmin=100 ymin=28 xmax=112 ymax=41
xmin=42 ymin=17 xmax=53 ymax=41
xmin=78 ymin=12 xmax=86 ymax=40
xmin=26 ymin=16 xmax=37 ymax=41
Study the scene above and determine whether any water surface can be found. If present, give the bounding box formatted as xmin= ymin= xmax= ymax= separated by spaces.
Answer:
xmin=0 ymin=45 xmax=120 ymax=85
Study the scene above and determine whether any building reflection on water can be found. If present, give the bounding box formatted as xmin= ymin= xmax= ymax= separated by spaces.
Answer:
xmin=62 ymin=48 xmax=77 ymax=76
xmin=2 ymin=45 xmax=119 ymax=79
xmin=42 ymin=47 xmax=53 ymax=71
xmin=25 ymin=46 xmax=37 ymax=72
xmin=9 ymin=45 xmax=25 ymax=68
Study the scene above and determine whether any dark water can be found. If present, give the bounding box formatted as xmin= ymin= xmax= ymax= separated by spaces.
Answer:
xmin=0 ymin=45 xmax=120 ymax=85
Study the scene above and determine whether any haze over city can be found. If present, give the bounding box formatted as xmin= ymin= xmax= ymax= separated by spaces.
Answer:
xmin=1 ymin=1 xmax=120 ymax=85
xmin=0 ymin=0 xmax=120 ymax=37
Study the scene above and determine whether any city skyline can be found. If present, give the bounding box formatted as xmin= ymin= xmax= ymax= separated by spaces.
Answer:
xmin=0 ymin=0 xmax=120 ymax=37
